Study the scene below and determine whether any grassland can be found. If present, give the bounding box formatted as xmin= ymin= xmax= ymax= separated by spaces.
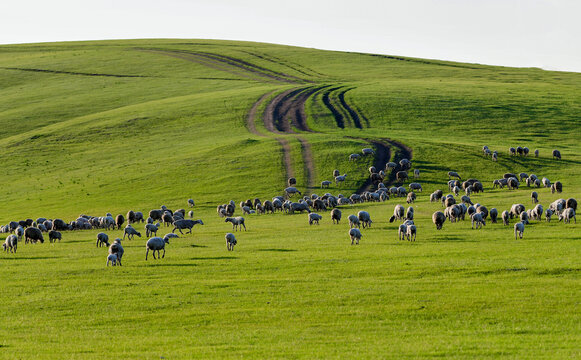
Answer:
xmin=0 ymin=39 xmax=580 ymax=359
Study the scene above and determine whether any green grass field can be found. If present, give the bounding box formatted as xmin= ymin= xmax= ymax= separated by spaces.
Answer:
xmin=0 ymin=39 xmax=580 ymax=359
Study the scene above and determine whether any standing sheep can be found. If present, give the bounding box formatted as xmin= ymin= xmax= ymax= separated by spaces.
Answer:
xmin=225 ymin=233 xmax=237 ymax=251
xmin=357 ymin=211 xmax=372 ymax=228
xmin=115 ymin=214 xmax=125 ymax=230
xmin=331 ymin=208 xmax=342 ymax=224
xmin=406 ymin=225 xmax=417 ymax=241
xmin=96 ymin=233 xmax=110 ymax=247
xmin=288 ymin=177 xmax=297 ymax=187
xmin=225 ymin=217 xmax=246 ymax=231
xmin=558 ymin=208 xmax=576 ymax=224
xmin=123 ymin=225 xmax=141 ymax=240
xmin=48 ymin=230 xmax=62 ymax=243
xmin=308 ymin=213 xmax=323 ymax=225
xmin=551 ymin=181 xmax=563 ymax=194
xmin=389 ymin=204 xmax=405 ymax=223
xmin=514 ymin=222 xmax=525 ymax=240
xmin=447 ymin=171 xmax=461 ymax=180
xmin=349 ymin=228 xmax=362 ymax=245
xmin=432 ymin=211 xmax=446 ymax=230
xmin=24 ymin=227 xmax=44 ymax=244
xmin=489 ymin=208 xmax=498 ymax=224
xmin=3 ymin=234 xmax=18 ymax=253
xmin=413 ymin=169 xmax=420 ymax=179
xmin=335 ymin=174 xmax=347 ymax=186
xmin=348 ymin=214 xmax=360 ymax=229
xmin=398 ymin=224 xmax=408 ymax=240
xmin=552 ymin=149 xmax=561 ymax=160
xmin=109 ymin=239 xmax=124 ymax=266
xmin=145 ymin=237 xmax=169 ymax=260
xmin=145 ymin=223 xmax=160 ymax=237
xmin=531 ymin=191 xmax=539 ymax=204
xmin=188 ymin=198 xmax=195 ymax=207
xmin=106 ymin=254 xmax=118 ymax=266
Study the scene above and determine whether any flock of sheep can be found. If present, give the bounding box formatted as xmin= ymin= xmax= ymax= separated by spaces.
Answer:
xmin=1 ymin=144 xmax=577 ymax=264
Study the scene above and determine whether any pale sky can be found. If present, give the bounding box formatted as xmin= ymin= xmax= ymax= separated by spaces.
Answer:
xmin=2 ymin=0 xmax=580 ymax=72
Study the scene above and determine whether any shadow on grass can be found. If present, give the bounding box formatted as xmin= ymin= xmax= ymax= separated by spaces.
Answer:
xmin=433 ymin=235 xmax=478 ymax=242
xmin=190 ymin=256 xmax=237 ymax=260
xmin=150 ymin=263 xmax=199 ymax=267
xmin=258 ymin=248 xmax=297 ymax=252
xmin=190 ymin=244 xmax=208 ymax=248
xmin=0 ymin=256 xmax=59 ymax=260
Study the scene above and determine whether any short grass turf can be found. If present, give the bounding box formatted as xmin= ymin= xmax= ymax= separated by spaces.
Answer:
xmin=0 ymin=39 xmax=580 ymax=359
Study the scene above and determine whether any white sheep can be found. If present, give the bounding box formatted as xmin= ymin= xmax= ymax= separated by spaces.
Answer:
xmin=558 ymin=208 xmax=576 ymax=224
xmin=308 ymin=213 xmax=323 ymax=225
xmin=349 ymin=228 xmax=362 ymax=245
xmin=398 ymin=224 xmax=407 ymax=240
xmin=145 ymin=222 xmax=160 ymax=237
xmin=357 ymin=211 xmax=372 ymax=228
xmin=2 ymin=234 xmax=17 ymax=253
xmin=349 ymin=153 xmax=360 ymax=161
xmin=362 ymin=148 xmax=375 ymax=155
xmin=321 ymin=180 xmax=332 ymax=188
xmin=123 ymin=225 xmax=141 ymax=240
xmin=471 ymin=212 xmax=485 ymax=229
xmin=348 ymin=214 xmax=360 ymax=228
xmin=225 ymin=217 xmax=246 ymax=231
xmin=106 ymin=253 xmax=118 ymax=266
xmin=406 ymin=225 xmax=417 ymax=241
xmin=108 ymin=239 xmax=124 ymax=266
xmin=514 ymin=222 xmax=525 ymax=240
xmin=225 ymin=233 xmax=237 ymax=251
xmin=335 ymin=174 xmax=347 ymax=186
xmin=284 ymin=186 xmax=302 ymax=198
xmin=145 ymin=237 xmax=169 ymax=260
xmin=96 ymin=232 xmax=110 ymax=247
xmin=389 ymin=204 xmax=405 ymax=223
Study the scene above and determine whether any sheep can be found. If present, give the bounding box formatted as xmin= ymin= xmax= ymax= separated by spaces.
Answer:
xmin=542 ymin=177 xmax=551 ymax=188
xmin=349 ymin=228 xmax=362 ymax=245
xmin=551 ymin=181 xmax=562 ymax=194
xmin=430 ymin=190 xmax=443 ymax=202
xmin=308 ymin=213 xmax=323 ymax=225
xmin=549 ymin=199 xmax=566 ymax=213
xmin=413 ymin=169 xmax=420 ymax=179
xmin=409 ymin=183 xmax=422 ymax=192
xmin=491 ymin=152 xmax=498 ymax=161
xmin=514 ymin=222 xmax=525 ymax=240
xmin=519 ymin=173 xmax=529 ymax=182
xmin=523 ymin=147 xmax=529 ymax=156
xmin=444 ymin=196 xmax=456 ymax=208
xmin=106 ymin=253 xmax=118 ymax=266
xmin=558 ymin=208 xmax=576 ymax=224
xmin=502 ymin=210 xmax=510 ymax=225
xmin=333 ymin=169 xmax=340 ymax=177
xmin=406 ymin=192 xmax=416 ymax=204
xmin=349 ymin=153 xmax=360 ymax=161
xmin=109 ymin=239 xmax=124 ymax=266
xmin=545 ymin=209 xmax=554 ymax=222
xmin=335 ymin=174 xmax=347 ymax=186
xmin=397 ymin=186 xmax=407 ymax=198
xmin=476 ymin=205 xmax=488 ymax=220
xmin=507 ymin=177 xmax=519 ymax=190
xmin=471 ymin=212 xmax=486 ymax=229
xmin=398 ymin=224 xmax=408 ymax=240
xmin=447 ymin=171 xmax=461 ymax=180
xmin=399 ymin=159 xmax=412 ymax=170
xmin=321 ymin=180 xmax=332 ymax=189
xmin=532 ymin=204 xmax=544 ymax=221
xmin=432 ymin=211 xmax=446 ymax=230
xmin=330 ymin=208 xmax=342 ymax=224
xmin=534 ymin=149 xmax=539 ymax=157
xmin=519 ymin=211 xmax=530 ymax=225
xmin=95 ymin=232 xmax=109 ymax=247
xmin=24 ymin=227 xmax=44 ymax=244
xmin=145 ymin=237 xmax=169 ymax=260
xmin=489 ymin=208 xmax=498 ymax=223
xmin=389 ymin=204 xmax=405 ymax=223
xmin=289 ymin=202 xmax=310 ymax=214
xmin=145 ymin=223 xmax=160 ymax=237
xmin=405 ymin=207 xmax=414 ymax=221
xmin=3 ymin=234 xmax=17 ymax=253
xmin=223 ymin=232 xmax=237 ymax=251
xmin=288 ymin=177 xmax=297 ymax=187
xmin=385 ymin=162 xmax=397 ymax=172
xmin=48 ymin=230 xmax=62 ymax=243
xmin=149 ymin=209 xmax=164 ymax=222
xmin=529 ymin=191 xmax=539 ymax=204
xmin=161 ymin=212 xmax=174 ymax=227
xmin=396 ymin=171 xmax=408 ymax=183
xmin=115 ymin=214 xmax=125 ymax=230
xmin=225 ymin=217 xmax=246 ymax=231
xmin=284 ymin=186 xmax=302 ymax=198
xmin=357 ymin=211 xmax=372 ymax=228
xmin=510 ymin=204 xmax=525 ymax=218
xmin=566 ymin=198 xmax=578 ymax=211
xmin=134 ymin=212 xmax=144 ymax=223
xmin=123 ymin=225 xmax=141 ymax=240
xmin=552 ymin=149 xmax=561 ymax=160
xmin=188 ymin=198 xmax=195 ymax=207
xmin=461 ymin=195 xmax=473 ymax=206
xmin=406 ymin=225 xmax=417 ymax=241
xmin=509 ymin=147 xmax=516 ymax=156
xmin=348 ymin=214 xmax=360 ymax=228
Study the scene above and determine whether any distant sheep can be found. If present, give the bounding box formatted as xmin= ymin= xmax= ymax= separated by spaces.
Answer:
xmin=348 ymin=214 xmax=360 ymax=228
xmin=531 ymin=191 xmax=538 ymax=204
xmin=413 ymin=169 xmax=420 ymax=178
xmin=321 ymin=180 xmax=332 ymax=188
xmin=225 ymin=233 xmax=237 ymax=251
xmin=331 ymin=208 xmax=342 ymax=224
xmin=514 ymin=222 xmax=525 ymax=240
xmin=349 ymin=228 xmax=362 ymax=245
xmin=349 ymin=153 xmax=361 ymax=161
xmin=398 ymin=224 xmax=407 ymax=240
xmin=447 ymin=171 xmax=461 ymax=180
xmin=288 ymin=177 xmax=297 ymax=187
xmin=335 ymin=174 xmax=347 ymax=186
xmin=552 ymin=149 xmax=561 ymax=160
xmin=489 ymin=208 xmax=498 ymax=223
xmin=502 ymin=210 xmax=510 ymax=225
xmin=115 ymin=214 xmax=125 ymax=230
xmin=225 ymin=217 xmax=246 ymax=231
xmin=284 ymin=187 xmax=302 ymax=198
xmin=357 ymin=211 xmax=372 ymax=228
xmin=362 ymin=148 xmax=375 ymax=155
xmin=551 ymin=181 xmax=562 ymax=194
xmin=188 ymin=198 xmax=195 ymax=207
xmin=145 ymin=237 xmax=169 ymax=260
xmin=471 ymin=212 xmax=486 ymax=229
xmin=145 ymin=223 xmax=160 ymax=237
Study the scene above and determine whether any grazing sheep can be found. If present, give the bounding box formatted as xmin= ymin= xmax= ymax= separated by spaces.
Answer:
xmin=545 ymin=209 xmax=554 ymax=222
xmin=115 ymin=214 xmax=125 ymax=230
xmin=552 ymin=149 xmax=561 ymax=160
xmin=514 ymin=222 xmax=525 ymax=240
xmin=502 ymin=210 xmax=510 ymax=225
xmin=288 ymin=177 xmax=297 ymax=187
xmin=108 ymin=239 xmax=124 ymax=266
xmin=566 ymin=198 xmax=578 ymax=211
xmin=225 ymin=217 xmax=246 ymax=231
xmin=145 ymin=237 xmax=169 ymax=260
xmin=519 ymin=211 xmax=530 ymax=225
xmin=349 ymin=153 xmax=361 ymax=161
xmin=448 ymin=171 xmax=461 ymax=180
xmin=149 ymin=209 xmax=164 ymax=222
xmin=3 ymin=234 xmax=17 ymax=253
xmin=358 ymin=211 xmax=372 ymax=228
xmin=432 ymin=211 xmax=446 ymax=230
xmin=396 ymin=171 xmax=408 ymax=183
xmin=551 ymin=181 xmax=562 ymax=194
xmin=413 ymin=169 xmax=420 ymax=178
xmin=188 ymin=198 xmax=195 ymax=207
xmin=507 ymin=177 xmax=519 ymax=190
xmin=348 ymin=214 xmax=360 ymax=229
xmin=385 ymin=162 xmax=397 ymax=172
xmin=406 ymin=192 xmax=416 ymax=204
xmin=461 ymin=195 xmax=473 ymax=206
xmin=321 ymin=180 xmax=332 ymax=188
xmin=96 ymin=233 xmax=110 ymax=247
xmin=406 ymin=225 xmax=417 ymax=241
xmin=558 ymin=208 xmax=576 ymax=224
xmin=489 ymin=208 xmax=498 ymax=223
xmin=510 ymin=204 xmax=525 ymax=218
xmin=389 ymin=204 xmax=405 ymax=223
xmin=530 ymin=191 xmax=539 ymax=204
xmin=126 ymin=210 xmax=136 ymax=224
xmin=542 ymin=177 xmax=551 ymax=188
xmin=349 ymin=228 xmax=362 ymax=245
xmin=444 ymin=196 xmax=456 ymax=208
xmin=134 ymin=212 xmax=144 ymax=223
xmin=519 ymin=173 xmax=529 ymax=182
xmin=333 ymin=169 xmax=340 ymax=177
xmin=331 ymin=208 xmax=342 ymax=224
xmin=335 ymin=174 xmax=347 ymax=186
xmin=362 ymin=148 xmax=375 ymax=155
xmin=48 ymin=230 xmax=62 ymax=243
xmin=289 ymin=202 xmax=310 ymax=214
xmin=284 ymin=187 xmax=302 ymax=198
xmin=430 ymin=190 xmax=443 ymax=202
xmin=398 ymin=224 xmax=408 ymax=240
xmin=24 ymin=227 xmax=44 ymax=244
xmin=145 ymin=223 xmax=160 ymax=237
xmin=308 ymin=213 xmax=323 ymax=225
xmin=161 ymin=212 xmax=174 ymax=227
xmin=476 ymin=205 xmax=488 ymax=220
xmin=225 ymin=232 xmax=237 ymax=251
xmin=534 ymin=149 xmax=539 ymax=157
xmin=123 ymin=225 xmax=141 ymax=240
xmin=471 ymin=213 xmax=486 ymax=229
xmin=405 ymin=207 xmax=414 ymax=221
xmin=106 ymin=253 xmax=118 ymax=266
xmin=409 ymin=183 xmax=422 ymax=192
xmin=532 ymin=204 xmax=544 ymax=221
xmin=549 ymin=199 xmax=566 ymax=213
xmin=509 ymin=147 xmax=516 ymax=156
xmin=491 ymin=152 xmax=498 ymax=161
xmin=523 ymin=147 xmax=529 ymax=156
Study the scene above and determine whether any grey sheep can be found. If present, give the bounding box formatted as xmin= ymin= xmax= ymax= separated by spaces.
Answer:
xmin=115 ymin=214 xmax=125 ymax=230
xmin=24 ymin=227 xmax=44 ymax=244
xmin=106 ymin=253 xmax=118 ymax=266
xmin=398 ymin=224 xmax=408 ymax=240
xmin=284 ymin=187 xmax=302 ymax=198
xmin=308 ymin=213 xmax=323 ymax=225
xmin=172 ymin=219 xmax=204 ymax=234
xmin=357 ymin=211 xmax=372 ymax=228
xmin=96 ymin=232 xmax=110 ymax=247
xmin=3 ymin=234 xmax=18 ymax=253
xmin=127 ymin=210 xmax=136 ymax=224
xmin=362 ymin=148 xmax=374 ymax=155
xmin=134 ymin=212 xmax=145 ymax=223
xmin=48 ymin=230 xmax=62 ymax=243
xmin=489 ymin=208 xmax=498 ymax=223
xmin=188 ymin=198 xmax=195 ymax=207
xmin=534 ymin=149 xmax=539 ymax=157
xmin=447 ymin=171 xmax=461 ymax=180
xmin=406 ymin=192 xmax=416 ymax=204
xmin=531 ymin=191 xmax=539 ymax=204
xmin=225 ymin=233 xmax=237 ymax=251
xmin=432 ymin=211 xmax=446 ymax=230
xmin=145 ymin=223 xmax=160 ymax=237
xmin=335 ymin=174 xmax=347 ymax=186
xmin=471 ymin=213 xmax=485 ymax=229
xmin=552 ymin=149 xmax=561 ymax=160
xmin=348 ymin=214 xmax=360 ymax=229
xmin=225 ymin=217 xmax=246 ymax=231
xmin=514 ymin=222 xmax=525 ymax=240
xmin=331 ymin=208 xmax=342 ymax=224
xmin=551 ymin=181 xmax=562 ymax=194
xmin=145 ymin=237 xmax=169 ymax=260
xmin=349 ymin=228 xmax=362 ymax=245
xmin=389 ymin=204 xmax=405 ymax=223
xmin=123 ymin=225 xmax=141 ymax=240
xmin=109 ymin=239 xmax=124 ymax=266
xmin=321 ymin=180 xmax=332 ymax=188
xmin=502 ymin=210 xmax=510 ymax=225
xmin=558 ymin=208 xmax=576 ymax=224
xmin=349 ymin=153 xmax=361 ymax=161
xmin=406 ymin=224 xmax=417 ymax=241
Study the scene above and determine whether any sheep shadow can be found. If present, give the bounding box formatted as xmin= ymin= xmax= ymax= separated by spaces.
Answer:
xmin=0 ymin=256 xmax=59 ymax=260
xmin=258 ymin=248 xmax=298 ymax=252
xmin=190 ymin=244 xmax=208 ymax=248
xmin=190 ymin=256 xmax=237 ymax=261
xmin=150 ymin=263 xmax=198 ymax=267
